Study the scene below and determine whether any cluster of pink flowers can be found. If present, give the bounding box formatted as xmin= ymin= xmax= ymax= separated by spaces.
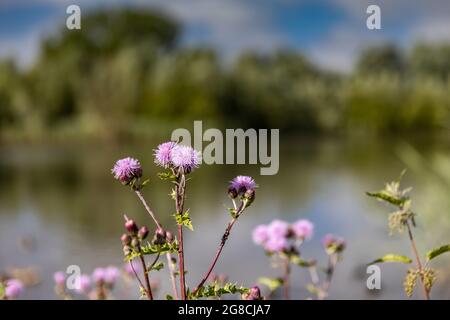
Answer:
xmin=252 ymin=219 xmax=314 ymax=253
xmin=3 ymin=279 xmax=24 ymax=299
xmin=53 ymin=266 xmax=120 ymax=297
xmin=154 ymin=141 xmax=201 ymax=173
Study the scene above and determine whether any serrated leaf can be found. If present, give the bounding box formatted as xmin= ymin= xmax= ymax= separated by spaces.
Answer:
xmin=189 ymin=282 xmax=249 ymax=299
xmin=368 ymin=254 xmax=412 ymax=265
xmin=149 ymin=261 xmax=164 ymax=272
xmin=258 ymin=277 xmax=283 ymax=292
xmin=426 ymin=244 xmax=450 ymax=262
xmin=174 ymin=211 xmax=194 ymax=231
xmin=158 ymin=172 xmax=176 ymax=181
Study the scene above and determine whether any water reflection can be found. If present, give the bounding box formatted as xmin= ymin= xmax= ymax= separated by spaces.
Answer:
xmin=0 ymin=137 xmax=449 ymax=299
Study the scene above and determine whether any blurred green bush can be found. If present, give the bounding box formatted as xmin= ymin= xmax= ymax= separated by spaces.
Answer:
xmin=0 ymin=9 xmax=449 ymax=142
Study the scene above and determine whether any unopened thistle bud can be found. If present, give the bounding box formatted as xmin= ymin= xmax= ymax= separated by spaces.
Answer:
xmin=121 ymin=233 xmax=131 ymax=245
xmin=123 ymin=245 xmax=132 ymax=256
xmin=125 ymin=219 xmax=138 ymax=234
xmin=166 ymin=231 xmax=174 ymax=243
xmin=152 ymin=228 xmax=166 ymax=245
xmin=243 ymin=286 xmax=262 ymax=300
xmin=138 ymin=226 xmax=149 ymax=240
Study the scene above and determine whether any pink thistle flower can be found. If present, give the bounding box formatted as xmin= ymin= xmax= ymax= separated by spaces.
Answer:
xmin=230 ymin=176 xmax=257 ymax=195
xmin=5 ymin=279 xmax=24 ymax=299
xmin=154 ymin=141 xmax=177 ymax=168
xmin=75 ymin=274 xmax=91 ymax=294
xmin=170 ymin=145 xmax=201 ymax=173
xmin=264 ymin=235 xmax=288 ymax=253
xmin=92 ymin=267 xmax=106 ymax=284
xmin=267 ymin=219 xmax=289 ymax=239
xmin=112 ymin=157 xmax=142 ymax=185
xmin=252 ymin=224 xmax=269 ymax=245
xmin=104 ymin=266 xmax=120 ymax=285
xmin=292 ymin=219 xmax=314 ymax=240
xmin=53 ymin=271 xmax=65 ymax=287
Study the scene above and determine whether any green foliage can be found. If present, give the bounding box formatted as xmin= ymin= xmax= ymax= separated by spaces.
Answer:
xmin=368 ymin=254 xmax=412 ymax=265
xmin=0 ymin=282 xmax=4 ymax=299
xmin=149 ymin=261 xmax=164 ymax=272
xmin=174 ymin=211 xmax=193 ymax=231
xmin=289 ymin=255 xmax=317 ymax=267
xmin=188 ymin=282 xmax=249 ymax=300
xmin=125 ymin=241 xmax=178 ymax=261
xmin=1 ymin=8 xmax=450 ymax=141
xmin=258 ymin=277 xmax=283 ymax=292
xmin=426 ymin=244 xmax=450 ymax=262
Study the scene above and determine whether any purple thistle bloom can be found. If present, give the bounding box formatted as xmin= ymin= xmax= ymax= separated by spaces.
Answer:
xmin=112 ymin=157 xmax=142 ymax=185
xmin=104 ymin=266 xmax=120 ymax=285
xmin=154 ymin=141 xmax=177 ymax=168
xmin=53 ymin=271 xmax=65 ymax=286
xmin=230 ymin=176 xmax=257 ymax=195
xmin=5 ymin=279 xmax=24 ymax=299
xmin=252 ymin=224 xmax=269 ymax=245
xmin=292 ymin=219 xmax=314 ymax=240
xmin=264 ymin=235 xmax=288 ymax=253
xmin=170 ymin=145 xmax=201 ymax=173
xmin=92 ymin=267 xmax=106 ymax=284
xmin=76 ymin=274 xmax=91 ymax=294
xmin=267 ymin=219 xmax=289 ymax=239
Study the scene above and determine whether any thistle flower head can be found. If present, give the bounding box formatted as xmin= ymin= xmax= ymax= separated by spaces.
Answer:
xmin=264 ymin=235 xmax=288 ymax=253
xmin=53 ymin=271 xmax=66 ymax=286
xmin=170 ymin=145 xmax=201 ymax=173
xmin=5 ymin=279 xmax=24 ymax=299
xmin=267 ymin=219 xmax=289 ymax=239
xmin=154 ymin=141 xmax=177 ymax=168
xmin=252 ymin=224 xmax=269 ymax=245
xmin=292 ymin=219 xmax=314 ymax=240
xmin=322 ymin=234 xmax=346 ymax=254
xmin=104 ymin=266 xmax=120 ymax=285
xmin=112 ymin=157 xmax=142 ymax=185
xmin=229 ymin=176 xmax=257 ymax=195
xmin=75 ymin=274 xmax=91 ymax=294
xmin=92 ymin=268 xmax=106 ymax=284
xmin=244 ymin=286 xmax=262 ymax=300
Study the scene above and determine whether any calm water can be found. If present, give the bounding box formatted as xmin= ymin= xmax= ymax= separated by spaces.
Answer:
xmin=1 ymin=137 xmax=450 ymax=299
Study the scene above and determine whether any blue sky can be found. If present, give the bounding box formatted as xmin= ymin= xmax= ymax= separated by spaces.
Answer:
xmin=1 ymin=0 xmax=449 ymax=71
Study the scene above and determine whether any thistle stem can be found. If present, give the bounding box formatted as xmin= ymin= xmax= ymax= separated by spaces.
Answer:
xmin=135 ymin=189 xmax=163 ymax=230
xmin=139 ymin=255 xmax=153 ymax=300
xmin=283 ymin=256 xmax=291 ymax=300
xmin=406 ymin=221 xmax=430 ymax=300
xmin=166 ymin=253 xmax=179 ymax=300
xmin=176 ymin=173 xmax=187 ymax=300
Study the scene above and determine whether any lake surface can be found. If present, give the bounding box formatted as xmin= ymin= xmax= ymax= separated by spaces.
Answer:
xmin=1 ymin=136 xmax=449 ymax=299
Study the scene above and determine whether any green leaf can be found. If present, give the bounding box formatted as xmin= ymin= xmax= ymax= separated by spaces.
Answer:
xmin=0 ymin=283 xmax=5 ymax=300
xmin=368 ymin=254 xmax=412 ymax=265
xmin=166 ymin=294 xmax=174 ymax=300
xmin=306 ymin=284 xmax=321 ymax=296
xmin=174 ymin=211 xmax=193 ymax=231
xmin=366 ymin=191 xmax=407 ymax=207
xmin=258 ymin=277 xmax=283 ymax=292
xmin=125 ymin=241 xmax=179 ymax=261
xmin=290 ymin=255 xmax=316 ymax=267
xmin=426 ymin=244 xmax=450 ymax=262
xmin=149 ymin=261 xmax=164 ymax=272
xmin=189 ymin=282 xmax=249 ymax=299
xmin=158 ymin=172 xmax=176 ymax=181
xmin=140 ymin=179 xmax=150 ymax=188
